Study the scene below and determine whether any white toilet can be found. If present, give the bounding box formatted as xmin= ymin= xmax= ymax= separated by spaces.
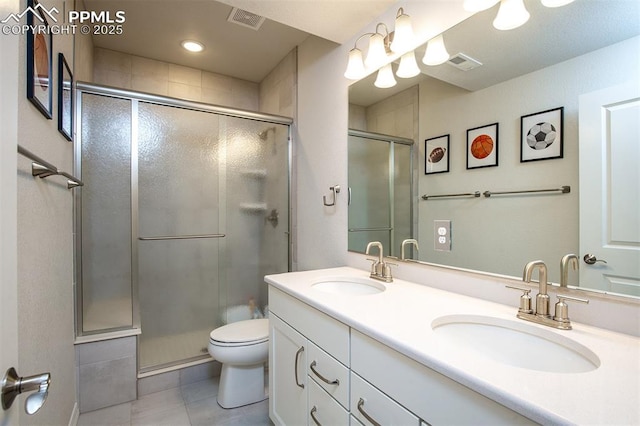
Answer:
xmin=208 ymin=318 xmax=269 ymax=408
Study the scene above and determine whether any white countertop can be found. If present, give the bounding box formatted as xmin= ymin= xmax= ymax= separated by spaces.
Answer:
xmin=265 ymin=266 xmax=640 ymax=425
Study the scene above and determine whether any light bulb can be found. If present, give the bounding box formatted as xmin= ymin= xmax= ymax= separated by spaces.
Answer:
xmin=422 ymin=35 xmax=450 ymax=66
xmin=493 ymin=0 xmax=530 ymax=30
xmin=181 ymin=40 xmax=204 ymax=52
xmin=344 ymin=48 xmax=366 ymax=80
xmin=374 ymin=64 xmax=396 ymax=88
xmin=396 ymin=51 xmax=420 ymax=78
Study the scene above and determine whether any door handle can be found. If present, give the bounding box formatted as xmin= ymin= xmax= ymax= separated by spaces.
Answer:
xmin=2 ymin=367 xmax=51 ymax=415
xmin=583 ymin=254 xmax=607 ymax=265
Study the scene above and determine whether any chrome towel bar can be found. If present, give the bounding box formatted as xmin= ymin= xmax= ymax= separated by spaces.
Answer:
xmin=138 ymin=234 xmax=226 ymax=241
xmin=17 ymin=145 xmax=83 ymax=189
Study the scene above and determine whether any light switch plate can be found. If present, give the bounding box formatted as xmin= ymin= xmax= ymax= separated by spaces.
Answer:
xmin=434 ymin=220 xmax=451 ymax=251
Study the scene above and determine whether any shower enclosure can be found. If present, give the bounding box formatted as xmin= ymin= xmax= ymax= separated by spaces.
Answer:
xmin=75 ymin=84 xmax=291 ymax=373
xmin=348 ymin=129 xmax=414 ymax=257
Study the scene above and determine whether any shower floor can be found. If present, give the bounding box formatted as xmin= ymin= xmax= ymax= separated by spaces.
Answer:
xmin=139 ymin=328 xmax=213 ymax=371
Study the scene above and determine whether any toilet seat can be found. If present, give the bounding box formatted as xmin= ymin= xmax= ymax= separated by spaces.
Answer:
xmin=209 ymin=318 xmax=268 ymax=347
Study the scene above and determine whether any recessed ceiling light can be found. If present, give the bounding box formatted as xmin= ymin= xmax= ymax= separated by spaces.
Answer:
xmin=181 ymin=40 xmax=204 ymax=53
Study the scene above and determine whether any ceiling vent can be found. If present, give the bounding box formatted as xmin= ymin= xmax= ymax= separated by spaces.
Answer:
xmin=447 ymin=53 xmax=483 ymax=71
xmin=227 ymin=7 xmax=266 ymax=30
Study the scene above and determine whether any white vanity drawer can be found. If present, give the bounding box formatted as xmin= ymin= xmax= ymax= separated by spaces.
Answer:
xmin=308 ymin=340 xmax=350 ymax=409
xmin=309 ymin=378 xmax=350 ymax=426
xmin=269 ymin=287 xmax=350 ymax=365
xmin=351 ymin=330 xmax=537 ymax=425
xmin=350 ymin=371 xmax=420 ymax=426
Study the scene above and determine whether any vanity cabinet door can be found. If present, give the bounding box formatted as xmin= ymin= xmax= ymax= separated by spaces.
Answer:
xmin=269 ymin=313 xmax=308 ymax=426
xmin=308 ymin=378 xmax=350 ymax=426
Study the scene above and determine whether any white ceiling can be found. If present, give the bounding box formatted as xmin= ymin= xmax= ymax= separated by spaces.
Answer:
xmin=85 ymin=0 xmax=639 ymax=94
xmin=85 ymin=0 xmax=398 ymax=82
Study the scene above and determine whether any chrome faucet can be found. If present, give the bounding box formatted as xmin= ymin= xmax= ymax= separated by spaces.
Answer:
xmin=508 ymin=259 xmax=589 ymax=330
xmin=365 ymin=241 xmax=394 ymax=282
xmin=523 ymin=260 xmax=550 ymax=317
xmin=560 ymin=254 xmax=579 ymax=287
xmin=401 ymin=239 xmax=419 ymax=261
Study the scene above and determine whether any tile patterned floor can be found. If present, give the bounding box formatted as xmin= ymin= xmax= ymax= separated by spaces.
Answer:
xmin=77 ymin=376 xmax=271 ymax=426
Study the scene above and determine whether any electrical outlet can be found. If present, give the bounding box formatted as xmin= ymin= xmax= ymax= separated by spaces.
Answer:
xmin=434 ymin=220 xmax=451 ymax=251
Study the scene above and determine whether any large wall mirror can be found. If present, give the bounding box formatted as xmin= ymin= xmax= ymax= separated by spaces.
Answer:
xmin=348 ymin=0 xmax=640 ymax=297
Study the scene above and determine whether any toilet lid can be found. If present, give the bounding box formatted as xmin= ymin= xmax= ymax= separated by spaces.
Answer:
xmin=210 ymin=319 xmax=269 ymax=344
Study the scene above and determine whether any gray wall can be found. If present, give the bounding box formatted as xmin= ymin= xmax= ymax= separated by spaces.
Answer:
xmin=15 ymin=0 xmax=78 ymax=423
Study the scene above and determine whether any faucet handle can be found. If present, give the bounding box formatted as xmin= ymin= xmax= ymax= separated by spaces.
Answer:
xmin=506 ymin=285 xmax=533 ymax=314
xmin=382 ymin=261 xmax=397 ymax=282
xmin=553 ymin=294 xmax=589 ymax=329
xmin=366 ymin=258 xmax=379 ymax=275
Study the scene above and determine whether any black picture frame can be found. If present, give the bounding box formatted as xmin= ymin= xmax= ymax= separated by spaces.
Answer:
xmin=425 ymin=134 xmax=450 ymax=174
xmin=467 ymin=122 xmax=499 ymax=169
xmin=26 ymin=0 xmax=53 ymax=119
xmin=520 ymin=107 xmax=564 ymax=162
xmin=58 ymin=53 xmax=73 ymax=141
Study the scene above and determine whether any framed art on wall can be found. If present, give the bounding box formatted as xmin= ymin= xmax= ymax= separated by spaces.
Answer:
xmin=425 ymin=135 xmax=449 ymax=174
xmin=521 ymin=107 xmax=564 ymax=162
xmin=467 ymin=123 xmax=498 ymax=169
xmin=58 ymin=53 xmax=73 ymax=141
xmin=26 ymin=0 xmax=53 ymax=119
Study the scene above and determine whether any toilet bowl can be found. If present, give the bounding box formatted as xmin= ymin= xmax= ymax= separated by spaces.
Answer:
xmin=208 ymin=318 xmax=269 ymax=408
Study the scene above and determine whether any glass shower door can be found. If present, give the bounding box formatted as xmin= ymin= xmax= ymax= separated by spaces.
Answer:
xmin=137 ymin=103 xmax=223 ymax=371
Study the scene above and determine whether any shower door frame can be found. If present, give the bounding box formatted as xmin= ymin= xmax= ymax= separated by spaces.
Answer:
xmin=347 ymin=129 xmax=415 ymax=257
xmin=74 ymin=83 xmax=293 ymax=349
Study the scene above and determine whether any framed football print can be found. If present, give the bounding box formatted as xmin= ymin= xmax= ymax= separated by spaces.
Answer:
xmin=425 ymin=135 xmax=449 ymax=174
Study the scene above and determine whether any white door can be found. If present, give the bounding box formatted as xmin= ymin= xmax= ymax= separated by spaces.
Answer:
xmin=579 ymin=83 xmax=640 ymax=296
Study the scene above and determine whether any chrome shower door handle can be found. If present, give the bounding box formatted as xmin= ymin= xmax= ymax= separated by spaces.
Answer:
xmin=2 ymin=367 xmax=51 ymax=415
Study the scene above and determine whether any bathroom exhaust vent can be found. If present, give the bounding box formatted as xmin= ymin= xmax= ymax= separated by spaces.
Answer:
xmin=447 ymin=53 xmax=483 ymax=71
xmin=227 ymin=7 xmax=266 ymax=30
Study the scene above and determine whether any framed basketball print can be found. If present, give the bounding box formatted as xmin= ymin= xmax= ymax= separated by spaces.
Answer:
xmin=425 ymin=134 xmax=449 ymax=174
xmin=521 ymin=107 xmax=563 ymax=162
xmin=467 ymin=123 xmax=498 ymax=169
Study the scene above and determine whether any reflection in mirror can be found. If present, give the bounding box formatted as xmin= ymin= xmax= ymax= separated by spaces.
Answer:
xmin=348 ymin=0 xmax=640 ymax=297
xmin=348 ymin=130 xmax=414 ymax=257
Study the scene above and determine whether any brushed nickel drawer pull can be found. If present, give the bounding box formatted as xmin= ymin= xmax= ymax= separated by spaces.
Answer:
xmin=294 ymin=346 xmax=305 ymax=389
xmin=310 ymin=361 xmax=340 ymax=385
xmin=310 ymin=406 xmax=322 ymax=426
xmin=357 ymin=398 xmax=381 ymax=426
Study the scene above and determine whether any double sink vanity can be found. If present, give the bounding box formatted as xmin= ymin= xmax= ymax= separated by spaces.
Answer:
xmin=266 ymin=264 xmax=639 ymax=425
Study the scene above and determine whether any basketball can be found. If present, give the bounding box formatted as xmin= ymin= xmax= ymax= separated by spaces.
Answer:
xmin=470 ymin=134 xmax=493 ymax=159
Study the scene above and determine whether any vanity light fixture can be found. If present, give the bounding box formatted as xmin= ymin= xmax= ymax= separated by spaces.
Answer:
xmin=423 ymin=34 xmax=450 ymax=66
xmin=396 ymin=51 xmax=421 ymax=78
xmin=374 ymin=63 xmax=397 ymax=88
xmin=344 ymin=8 xmax=416 ymax=82
xmin=493 ymin=0 xmax=530 ymax=31
xmin=364 ymin=24 xmax=390 ymax=69
xmin=181 ymin=40 xmax=204 ymax=53
xmin=390 ymin=8 xmax=414 ymax=53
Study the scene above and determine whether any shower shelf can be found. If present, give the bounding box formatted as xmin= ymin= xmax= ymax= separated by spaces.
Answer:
xmin=240 ymin=203 xmax=268 ymax=212
xmin=242 ymin=170 xmax=267 ymax=179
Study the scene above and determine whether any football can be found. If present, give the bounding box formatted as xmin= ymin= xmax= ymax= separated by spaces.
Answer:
xmin=526 ymin=122 xmax=556 ymax=150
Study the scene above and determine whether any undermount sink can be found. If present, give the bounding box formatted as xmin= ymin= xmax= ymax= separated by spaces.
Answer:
xmin=432 ymin=315 xmax=600 ymax=373
xmin=312 ymin=276 xmax=386 ymax=295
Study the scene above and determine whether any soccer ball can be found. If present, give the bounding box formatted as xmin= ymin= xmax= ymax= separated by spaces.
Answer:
xmin=526 ymin=122 xmax=556 ymax=150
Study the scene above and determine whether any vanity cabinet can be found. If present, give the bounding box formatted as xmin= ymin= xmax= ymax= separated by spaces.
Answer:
xmin=269 ymin=287 xmax=350 ymax=426
xmin=269 ymin=286 xmax=536 ymax=426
